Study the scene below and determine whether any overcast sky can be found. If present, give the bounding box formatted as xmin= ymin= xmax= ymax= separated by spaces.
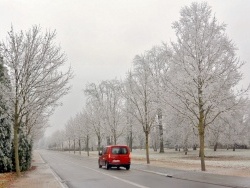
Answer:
xmin=1 ymin=0 xmax=249 ymax=137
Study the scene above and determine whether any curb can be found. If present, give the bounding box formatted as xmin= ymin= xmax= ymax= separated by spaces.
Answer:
xmin=49 ymin=165 xmax=68 ymax=188
xmin=134 ymin=168 xmax=173 ymax=178
xmin=38 ymin=151 xmax=69 ymax=188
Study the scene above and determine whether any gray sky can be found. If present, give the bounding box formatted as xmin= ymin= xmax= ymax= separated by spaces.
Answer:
xmin=1 ymin=0 xmax=249 ymax=137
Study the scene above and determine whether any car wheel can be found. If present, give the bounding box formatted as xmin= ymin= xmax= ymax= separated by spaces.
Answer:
xmin=98 ymin=160 xmax=102 ymax=168
xmin=126 ymin=165 xmax=130 ymax=170
xmin=105 ymin=162 xmax=110 ymax=170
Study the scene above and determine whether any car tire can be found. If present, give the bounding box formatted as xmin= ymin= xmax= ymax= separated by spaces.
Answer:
xmin=126 ymin=165 xmax=130 ymax=170
xmin=105 ymin=162 xmax=110 ymax=170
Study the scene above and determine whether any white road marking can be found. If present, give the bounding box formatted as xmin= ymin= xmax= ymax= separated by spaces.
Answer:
xmin=92 ymin=169 xmax=150 ymax=188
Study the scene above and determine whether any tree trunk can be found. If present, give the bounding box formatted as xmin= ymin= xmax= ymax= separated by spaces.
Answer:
xmin=14 ymin=101 xmax=21 ymax=177
xmin=97 ymin=136 xmax=101 ymax=153
xmin=198 ymin=123 xmax=206 ymax=171
xmin=184 ymin=146 xmax=188 ymax=155
xmin=126 ymin=135 xmax=129 ymax=147
xmin=145 ymin=131 xmax=150 ymax=164
xmin=14 ymin=124 xmax=21 ymax=177
xmin=153 ymin=141 xmax=157 ymax=152
xmin=193 ymin=144 xmax=197 ymax=150
xmin=129 ymin=124 xmax=133 ymax=152
xmin=198 ymin=74 xmax=206 ymax=171
xmin=158 ymin=108 xmax=164 ymax=153
xmin=114 ymin=133 xmax=117 ymax=145
xmin=214 ymin=142 xmax=218 ymax=151
xmin=79 ymin=139 xmax=81 ymax=155
xmin=106 ymin=136 xmax=111 ymax=145
xmin=86 ymin=135 xmax=89 ymax=157
xmin=73 ymin=139 xmax=75 ymax=154
xmin=68 ymin=139 xmax=70 ymax=153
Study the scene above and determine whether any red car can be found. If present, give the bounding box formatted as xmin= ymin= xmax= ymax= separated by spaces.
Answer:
xmin=98 ymin=145 xmax=131 ymax=170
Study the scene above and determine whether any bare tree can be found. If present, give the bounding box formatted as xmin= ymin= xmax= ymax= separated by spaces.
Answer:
xmin=65 ymin=118 xmax=74 ymax=152
xmin=85 ymin=80 xmax=125 ymax=146
xmin=101 ymin=80 xmax=125 ymax=145
xmin=84 ymin=83 xmax=105 ymax=152
xmin=81 ymin=110 xmax=92 ymax=156
xmin=74 ymin=113 xmax=84 ymax=155
xmin=0 ymin=26 xmax=72 ymax=176
xmin=123 ymin=55 xmax=157 ymax=164
xmin=123 ymin=99 xmax=137 ymax=151
xmin=147 ymin=46 xmax=172 ymax=153
xmin=47 ymin=130 xmax=65 ymax=150
xmin=162 ymin=2 xmax=249 ymax=171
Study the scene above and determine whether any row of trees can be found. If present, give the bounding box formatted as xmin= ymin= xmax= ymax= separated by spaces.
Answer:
xmin=0 ymin=26 xmax=72 ymax=176
xmin=45 ymin=2 xmax=250 ymax=172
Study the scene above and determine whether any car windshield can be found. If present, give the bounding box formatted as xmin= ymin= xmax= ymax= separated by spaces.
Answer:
xmin=111 ymin=147 xmax=128 ymax=154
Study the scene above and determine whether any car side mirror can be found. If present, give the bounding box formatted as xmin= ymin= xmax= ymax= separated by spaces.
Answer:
xmin=99 ymin=151 xmax=102 ymax=156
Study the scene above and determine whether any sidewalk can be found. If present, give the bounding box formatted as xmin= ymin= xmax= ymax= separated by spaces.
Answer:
xmin=9 ymin=150 xmax=64 ymax=188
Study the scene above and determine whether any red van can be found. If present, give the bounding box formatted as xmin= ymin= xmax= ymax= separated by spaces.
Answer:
xmin=98 ymin=145 xmax=131 ymax=170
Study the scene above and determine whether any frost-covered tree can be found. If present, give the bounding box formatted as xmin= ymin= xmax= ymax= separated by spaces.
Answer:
xmin=85 ymin=80 xmax=125 ymax=146
xmin=219 ymin=104 xmax=249 ymax=150
xmin=207 ymin=116 xmax=225 ymax=151
xmin=73 ymin=113 xmax=84 ymax=154
xmin=47 ymin=130 xmax=65 ymax=150
xmin=84 ymin=83 xmax=106 ymax=152
xmin=0 ymin=57 xmax=13 ymax=172
xmin=150 ymin=124 xmax=159 ymax=151
xmin=123 ymin=98 xmax=138 ymax=151
xmin=147 ymin=46 xmax=171 ymax=153
xmin=163 ymin=2 xmax=249 ymax=171
xmin=123 ymin=55 xmax=157 ymax=164
xmin=81 ymin=110 xmax=92 ymax=156
xmin=69 ymin=117 xmax=78 ymax=154
xmin=0 ymin=26 xmax=72 ymax=176
xmin=163 ymin=107 xmax=196 ymax=153
xmin=58 ymin=130 xmax=66 ymax=150
xmin=101 ymin=80 xmax=125 ymax=145
xmin=243 ymin=102 xmax=250 ymax=146
xmin=65 ymin=118 xmax=74 ymax=152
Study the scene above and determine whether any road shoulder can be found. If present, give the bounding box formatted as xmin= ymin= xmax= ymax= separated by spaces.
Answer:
xmin=133 ymin=163 xmax=250 ymax=188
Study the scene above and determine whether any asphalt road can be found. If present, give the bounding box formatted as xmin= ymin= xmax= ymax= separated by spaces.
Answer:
xmin=38 ymin=150 xmax=235 ymax=188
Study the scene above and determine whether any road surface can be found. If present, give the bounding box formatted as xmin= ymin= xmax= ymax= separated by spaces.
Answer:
xmin=39 ymin=150 xmax=234 ymax=188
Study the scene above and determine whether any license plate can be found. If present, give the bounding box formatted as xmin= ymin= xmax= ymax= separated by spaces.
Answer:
xmin=113 ymin=160 xmax=120 ymax=162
